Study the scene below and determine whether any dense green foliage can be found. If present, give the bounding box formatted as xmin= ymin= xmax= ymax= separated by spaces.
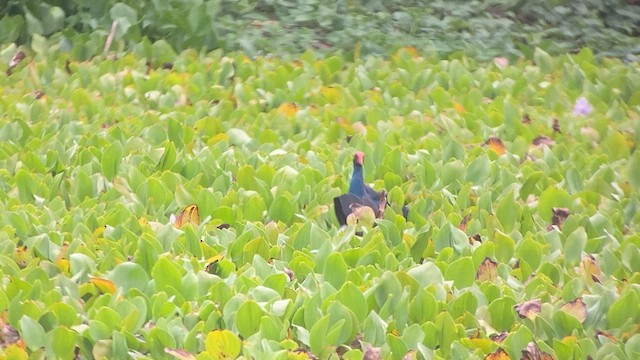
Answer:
xmin=1 ymin=0 xmax=639 ymax=61
xmin=0 ymin=43 xmax=639 ymax=358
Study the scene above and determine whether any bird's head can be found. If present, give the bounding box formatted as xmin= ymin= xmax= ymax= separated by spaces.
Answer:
xmin=353 ymin=151 xmax=365 ymax=166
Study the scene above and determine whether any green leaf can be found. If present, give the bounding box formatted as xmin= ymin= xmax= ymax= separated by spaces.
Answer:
xmin=19 ymin=316 xmax=45 ymax=351
xmin=434 ymin=311 xmax=457 ymax=357
xmin=236 ymin=300 xmax=264 ymax=338
xmin=608 ymin=289 xmax=640 ymax=328
xmin=487 ymin=296 xmax=516 ymax=331
xmin=268 ymin=195 xmax=294 ymax=223
xmin=101 ymin=141 xmax=123 ymax=181
xmin=434 ymin=223 xmax=468 ymax=253
xmin=151 ymin=257 xmax=182 ymax=293
xmin=110 ymin=3 xmax=138 ymax=37
xmin=564 ymin=227 xmax=587 ymax=266
xmin=493 ymin=230 xmax=515 ymax=264
xmin=336 ymin=282 xmax=367 ymax=323
xmin=113 ymin=262 xmax=149 ymax=292
xmin=533 ymin=47 xmax=553 ymax=73
xmin=444 ymin=257 xmax=475 ymax=289
xmin=46 ymin=326 xmax=76 ymax=358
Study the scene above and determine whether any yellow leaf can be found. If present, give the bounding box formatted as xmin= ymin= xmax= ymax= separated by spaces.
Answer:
xmin=453 ymin=101 xmax=466 ymax=114
xmin=277 ymin=103 xmax=298 ymax=117
xmin=90 ymin=277 xmax=116 ymax=295
xmin=320 ymin=86 xmax=339 ymax=103
xmin=174 ymin=204 xmax=200 ymax=229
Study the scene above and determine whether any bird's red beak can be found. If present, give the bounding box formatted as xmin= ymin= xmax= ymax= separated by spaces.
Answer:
xmin=354 ymin=151 xmax=364 ymax=165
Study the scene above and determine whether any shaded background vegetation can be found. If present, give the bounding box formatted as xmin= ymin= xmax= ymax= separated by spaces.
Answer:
xmin=1 ymin=0 xmax=639 ymax=61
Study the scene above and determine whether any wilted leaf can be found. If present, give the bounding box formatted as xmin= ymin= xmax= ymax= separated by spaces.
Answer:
xmin=6 ymin=50 xmax=25 ymax=75
xmin=552 ymin=118 xmax=561 ymax=133
xmin=486 ymin=137 xmax=506 ymax=155
xmin=580 ymin=254 xmax=602 ymax=284
xmin=458 ymin=214 xmax=471 ymax=232
xmin=560 ymin=298 xmax=587 ymax=323
xmin=489 ymin=332 xmax=508 ymax=343
xmin=485 ymin=347 xmax=509 ymax=360
xmin=174 ymin=204 xmax=200 ymax=229
xmin=514 ymin=299 xmax=541 ymax=319
xmin=547 ymin=207 xmax=570 ymax=231
xmin=531 ymin=136 xmax=554 ymax=147
xmin=476 ymin=257 xmax=498 ymax=282
xmin=364 ymin=344 xmax=382 ymax=360
xmin=522 ymin=114 xmax=531 ymax=124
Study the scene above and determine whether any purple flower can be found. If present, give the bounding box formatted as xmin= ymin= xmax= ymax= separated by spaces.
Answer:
xmin=573 ymin=97 xmax=593 ymax=116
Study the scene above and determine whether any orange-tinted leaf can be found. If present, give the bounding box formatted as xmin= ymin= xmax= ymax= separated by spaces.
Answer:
xmin=561 ymin=298 xmax=587 ymax=323
xmin=484 ymin=347 xmax=510 ymax=360
xmin=277 ymin=102 xmax=298 ymax=117
xmin=515 ymin=299 xmax=541 ymax=319
xmin=476 ymin=257 xmax=498 ymax=282
xmin=165 ymin=348 xmax=196 ymax=360
xmin=486 ymin=137 xmax=506 ymax=155
xmin=453 ymin=102 xmax=466 ymax=114
xmin=174 ymin=204 xmax=200 ymax=229
xmin=403 ymin=46 xmax=420 ymax=58
xmin=90 ymin=277 xmax=117 ymax=295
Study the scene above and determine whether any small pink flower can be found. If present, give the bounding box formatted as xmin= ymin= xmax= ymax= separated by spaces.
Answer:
xmin=573 ymin=97 xmax=593 ymax=116
xmin=494 ymin=57 xmax=509 ymax=69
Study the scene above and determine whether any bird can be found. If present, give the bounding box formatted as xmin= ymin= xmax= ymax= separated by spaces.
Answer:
xmin=334 ymin=151 xmax=408 ymax=226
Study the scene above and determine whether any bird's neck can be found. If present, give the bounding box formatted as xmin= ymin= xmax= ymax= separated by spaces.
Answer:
xmin=349 ymin=165 xmax=366 ymax=197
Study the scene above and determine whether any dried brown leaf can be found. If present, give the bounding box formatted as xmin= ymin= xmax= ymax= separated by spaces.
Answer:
xmin=561 ymin=298 xmax=587 ymax=323
xmin=364 ymin=344 xmax=382 ymax=360
xmin=476 ymin=257 xmax=498 ymax=282
xmin=485 ymin=347 xmax=510 ymax=360
xmin=6 ymin=51 xmax=25 ymax=76
xmin=532 ymin=135 xmax=554 ymax=147
xmin=514 ymin=299 xmax=542 ymax=319
xmin=458 ymin=214 xmax=471 ymax=232
xmin=547 ymin=207 xmax=570 ymax=231
xmin=522 ymin=114 xmax=532 ymax=124
xmin=552 ymin=118 xmax=561 ymax=133
xmin=489 ymin=332 xmax=508 ymax=343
